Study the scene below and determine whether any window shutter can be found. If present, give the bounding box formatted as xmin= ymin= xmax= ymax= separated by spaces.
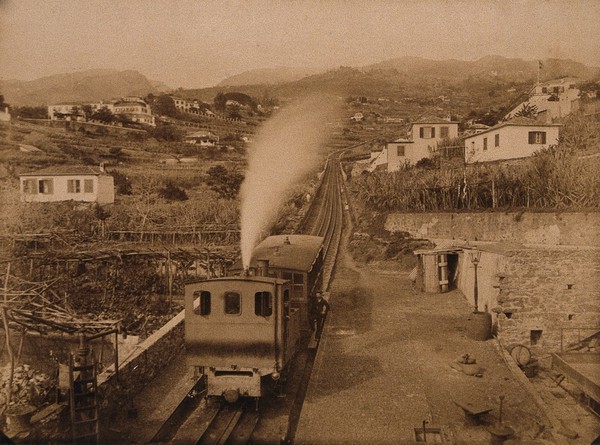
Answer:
xmin=67 ymin=180 xmax=73 ymax=193
xmin=528 ymin=132 xmax=535 ymax=144
xmin=419 ymin=127 xmax=424 ymax=138
xmin=541 ymin=132 xmax=546 ymax=144
xmin=431 ymin=127 xmax=436 ymax=138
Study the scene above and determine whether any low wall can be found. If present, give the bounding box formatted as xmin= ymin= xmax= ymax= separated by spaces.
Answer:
xmin=386 ymin=211 xmax=600 ymax=247
xmin=96 ymin=310 xmax=185 ymax=421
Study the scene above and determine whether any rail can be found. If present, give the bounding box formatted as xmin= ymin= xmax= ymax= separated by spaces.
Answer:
xmin=559 ymin=326 xmax=600 ymax=352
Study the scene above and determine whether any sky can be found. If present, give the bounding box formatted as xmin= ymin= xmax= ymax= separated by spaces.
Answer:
xmin=1 ymin=0 xmax=599 ymax=89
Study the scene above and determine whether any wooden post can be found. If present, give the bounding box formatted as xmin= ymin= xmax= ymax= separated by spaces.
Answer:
xmin=492 ymin=180 xmax=497 ymax=209
xmin=2 ymin=263 xmax=14 ymax=408
xmin=167 ymin=250 xmax=173 ymax=307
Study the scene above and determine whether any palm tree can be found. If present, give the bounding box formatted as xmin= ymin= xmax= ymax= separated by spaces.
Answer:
xmin=513 ymin=103 xmax=538 ymax=119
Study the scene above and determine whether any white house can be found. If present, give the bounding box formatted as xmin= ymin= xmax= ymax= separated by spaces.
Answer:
xmin=48 ymin=104 xmax=85 ymax=121
xmin=20 ymin=165 xmax=115 ymax=205
xmin=184 ymin=131 xmax=219 ymax=146
xmin=112 ymin=97 xmax=155 ymax=126
xmin=0 ymin=106 xmax=10 ymax=123
xmin=350 ymin=112 xmax=364 ymax=122
xmin=383 ymin=117 xmax=459 ymax=170
xmin=464 ymin=117 xmax=561 ymax=164
xmin=384 ymin=139 xmax=415 ymax=172
xmin=505 ymin=78 xmax=581 ymax=123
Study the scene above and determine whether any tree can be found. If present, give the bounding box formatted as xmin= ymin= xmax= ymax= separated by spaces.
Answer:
xmin=213 ymin=93 xmax=227 ymax=112
xmin=82 ymin=104 xmax=93 ymax=119
xmin=158 ymin=181 xmax=188 ymax=201
xmin=110 ymin=170 xmax=133 ymax=195
xmin=227 ymin=103 xmax=242 ymax=120
xmin=91 ymin=106 xmax=115 ymax=124
xmin=153 ymin=95 xmax=178 ymax=117
xmin=13 ymin=106 xmax=47 ymax=119
xmin=115 ymin=113 xmax=133 ymax=126
xmin=513 ymin=103 xmax=538 ymax=119
xmin=148 ymin=124 xmax=184 ymax=142
xmin=206 ymin=165 xmax=244 ymax=199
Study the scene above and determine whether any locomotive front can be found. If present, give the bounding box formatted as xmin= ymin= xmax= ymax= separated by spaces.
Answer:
xmin=185 ymin=272 xmax=300 ymax=403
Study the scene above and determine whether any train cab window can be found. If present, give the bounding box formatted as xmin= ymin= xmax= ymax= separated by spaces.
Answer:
xmin=282 ymin=272 xmax=293 ymax=281
xmin=254 ymin=291 xmax=273 ymax=317
xmin=293 ymin=273 xmax=304 ymax=299
xmin=283 ymin=289 xmax=290 ymax=316
xmin=224 ymin=292 xmax=241 ymax=315
xmin=193 ymin=291 xmax=211 ymax=315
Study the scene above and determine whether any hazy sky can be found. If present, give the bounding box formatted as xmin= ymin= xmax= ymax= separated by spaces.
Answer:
xmin=1 ymin=0 xmax=599 ymax=88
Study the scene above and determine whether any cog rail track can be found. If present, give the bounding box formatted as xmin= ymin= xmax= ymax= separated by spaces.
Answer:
xmin=153 ymin=152 xmax=347 ymax=444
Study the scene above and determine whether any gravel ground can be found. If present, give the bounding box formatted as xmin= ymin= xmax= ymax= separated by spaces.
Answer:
xmin=296 ymin=216 xmax=600 ymax=444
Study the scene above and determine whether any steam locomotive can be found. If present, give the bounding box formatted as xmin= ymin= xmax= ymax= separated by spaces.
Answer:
xmin=184 ymin=235 xmax=324 ymax=403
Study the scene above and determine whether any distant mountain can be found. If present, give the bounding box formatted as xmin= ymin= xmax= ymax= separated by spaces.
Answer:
xmin=366 ymin=55 xmax=599 ymax=82
xmin=0 ymin=69 xmax=172 ymax=106
xmin=216 ymin=66 xmax=322 ymax=87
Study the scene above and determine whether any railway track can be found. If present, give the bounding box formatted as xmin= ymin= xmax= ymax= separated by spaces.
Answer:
xmin=300 ymin=152 xmax=346 ymax=291
xmin=153 ymin=152 xmax=347 ymax=445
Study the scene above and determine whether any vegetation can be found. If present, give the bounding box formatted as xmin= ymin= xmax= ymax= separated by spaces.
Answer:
xmin=206 ymin=165 xmax=244 ymax=199
xmin=12 ymin=106 xmax=48 ymax=119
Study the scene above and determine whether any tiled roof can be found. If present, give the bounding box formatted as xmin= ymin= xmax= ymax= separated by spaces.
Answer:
xmin=463 ymin=117 xmax=561 ymax=139
xmin=20 ymin=165 xmax=107 ymax=177
xmin=411 ymin=115 xmax=458 ymax=125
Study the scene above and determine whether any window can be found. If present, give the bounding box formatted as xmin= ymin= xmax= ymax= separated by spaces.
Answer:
xmin=494 ymin=134 xmax=500 ymax=147
xmin=67 ymin=179 xmax=81 ymax=193
xmin=38 ymin=179 xmax=54 ymax=194
xmin=224 ymin=292 xmax=241 ymax=315
xmin=541 ymin=87 xmax=548 ymax=93
xmin=528 ymin=131 xmax=547 ymax=144
xmin=84 ymin=179 xmax=94 ymax=193
xmin=22 ymin=179 xmax=37 ymax=194
xmin=193 ymin=291 xmax=211 ymax=315
xmin=419 ymin=126 xmax=435 ymax=139
xmin=396 ymin=145 xmax=405 ymax=156
xmin=483 ymin=137 xmax=488 ymax=151
xmin=292 ymin=273 xmax=304 ymax=299
xmin=440 ymin=126 xmax=449 ymax=138
xmin=530 ymin=330 xmax=543 ymax=346
xmin=254 ymin=291 xmax=273 ymax=317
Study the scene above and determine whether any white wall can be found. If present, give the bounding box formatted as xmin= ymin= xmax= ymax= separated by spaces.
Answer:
xmin=465 ymin=125 xmax=560 ymax=164
xmin=20 ymin=175 xmax=114 ymax=204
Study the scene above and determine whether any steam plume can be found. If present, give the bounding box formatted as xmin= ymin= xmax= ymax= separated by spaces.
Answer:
xmin=240 ymin=95 xmax=338 ymax=269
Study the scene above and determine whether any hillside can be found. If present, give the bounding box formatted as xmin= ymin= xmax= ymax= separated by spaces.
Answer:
xmin=366 ymin=55 xmax=599 ymax=82
xmin=180 ymin=56 xmax=599 ymax=118
xmin=1 ymin=69 xmax=171 ymax=106
xmin=217 ymin=66 xmax=322 ymax=87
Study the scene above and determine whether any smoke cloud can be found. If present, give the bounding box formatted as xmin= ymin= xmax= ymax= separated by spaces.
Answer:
xmin=240 ymin=95 xmax=339 ymax=269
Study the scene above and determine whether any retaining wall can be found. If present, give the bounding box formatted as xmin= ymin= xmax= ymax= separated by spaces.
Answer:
xmin=96 ymin=310 xmax=185 ymax=421
xmin=385 ymin=211 xmax=600 ymax=247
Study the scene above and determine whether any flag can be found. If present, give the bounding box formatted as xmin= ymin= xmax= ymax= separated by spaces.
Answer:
xmin=538 ymin=60 xmax=543 ymax=69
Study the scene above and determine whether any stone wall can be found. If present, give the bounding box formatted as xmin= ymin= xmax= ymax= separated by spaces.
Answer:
xmin=386 ymin=212 xmax=600 ymax=247
xmin=389 ymin=211 xmax=600 ymax=355
xmin=496 ymin=246 xmax=600 ymax=354
xmin=96 ymin=310 xmax=185 ymax=421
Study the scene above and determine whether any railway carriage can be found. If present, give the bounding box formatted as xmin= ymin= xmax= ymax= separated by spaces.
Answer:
xmin=185 ymin=235 xmax=324 ymax=403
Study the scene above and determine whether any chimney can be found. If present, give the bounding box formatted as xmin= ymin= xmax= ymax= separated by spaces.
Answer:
xmin=256 ymin=259 xmax=269 ymax=277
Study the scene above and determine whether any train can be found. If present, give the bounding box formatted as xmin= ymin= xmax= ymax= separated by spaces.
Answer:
xmin=184 ymin=234 xmax=324 ymax=403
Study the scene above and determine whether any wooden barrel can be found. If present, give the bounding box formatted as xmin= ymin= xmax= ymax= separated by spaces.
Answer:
xmin=467 ymin=312 xmax=492 ymax=341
